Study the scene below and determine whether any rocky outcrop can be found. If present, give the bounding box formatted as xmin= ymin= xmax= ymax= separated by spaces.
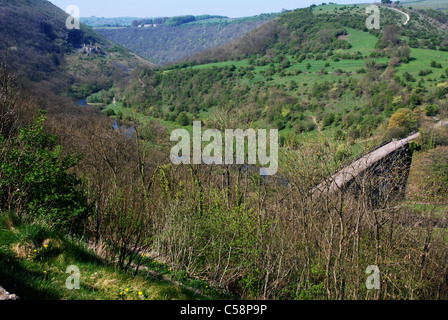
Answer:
xmin=0 ymin=286 xmax=19 ymax=300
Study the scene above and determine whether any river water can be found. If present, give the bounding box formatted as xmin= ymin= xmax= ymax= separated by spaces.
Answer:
xmin=78 ymin=99 xmax=135 ymax=136
xmin=78 ymin=99 xmax=87 ymax=107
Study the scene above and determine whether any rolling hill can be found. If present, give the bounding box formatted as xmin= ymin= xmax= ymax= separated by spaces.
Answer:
xmin=401 ymin=0 xmax=448 ymax=11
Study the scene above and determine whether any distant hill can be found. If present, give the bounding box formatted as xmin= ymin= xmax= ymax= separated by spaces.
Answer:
xmin=130 ymin=15 xmax=230 ymax=27
xmin=92 ymin=14 xmax=278 ymax=65
xmin=0 ymin=0 xmax=155 ymax=98
xmin=80 ymin=16 xmax=141 ymax=28
xmin=185 ymin=3 xmax=448 ymax=64
xmin=401 ymin=0 xmax=448 ymax=11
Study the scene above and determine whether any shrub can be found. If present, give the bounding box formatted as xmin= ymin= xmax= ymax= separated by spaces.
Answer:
xmin=403 ymin=72 xmax=416 ymax=82
xmin=0 ymin=114 xmax=90 ymax=233
xmin=430 ymin=60 xmax=442 ymax=68
xmin=425 ymin=104 xmax=440 ymax=116
xmin=385 ymin=126 xmax=408 ymax=140
xmin=419 ymin=69 xmax=433 ymax=77
xmin=322 ymin=113 xmax=335 ymax=127
xmin=388 ymin=108 xmax=417 ymax=132
xmin=348 ymin=126 xmax=360 ymax=139
xmin=417 ymin=126 xmax=448 ymax=150
xmin=176 ymin=112 xmax=191 ymax=126
xmin=430 ymin=146 xmax=448 ymax=193
xmin=105 ymin=108 xmax=116 ymax=116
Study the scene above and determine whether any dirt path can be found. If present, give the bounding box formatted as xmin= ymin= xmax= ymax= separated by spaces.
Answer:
xmin=384 ymin=6 xmax=410 ymax=25
xmin=311 ymin=116 xmax=324 ymax=136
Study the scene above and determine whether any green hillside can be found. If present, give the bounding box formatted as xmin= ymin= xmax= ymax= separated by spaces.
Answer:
xmin=103 ymin=7 xmax=389 ymax=134
xmin=89 ymin=3 xmax=448 ymax=168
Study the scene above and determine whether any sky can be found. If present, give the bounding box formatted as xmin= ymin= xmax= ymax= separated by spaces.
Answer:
xmin=49 ymin=0 xmax=378 ymax=18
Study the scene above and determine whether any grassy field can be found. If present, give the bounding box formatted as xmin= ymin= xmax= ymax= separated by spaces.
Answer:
xmin=191 ymin=26 xmax=382 ymax=84
xmin=345 ymin=28 xmax=378 ymax=55
xmin=311 ymin=3 xmax=367 ymax=14
xmin=402 ymin=0 xmax=448 ymax=11
xmin=0 ymin=213 xmax=221 ymax=300
xmin=191 ymin=59 xmax=250 ymax=70
xmin=396 ymin=48 xmax=448 ymax=88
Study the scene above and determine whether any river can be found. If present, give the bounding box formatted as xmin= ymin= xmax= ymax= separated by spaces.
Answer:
xmin=77 ymin=99 xmax=87 ymax=107
xmin=78 ymin=98 xmax=135 ymax=136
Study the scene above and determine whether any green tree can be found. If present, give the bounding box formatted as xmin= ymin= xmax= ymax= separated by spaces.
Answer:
xmin=403 ymin=72 xmax=415 ymax=82
xmin=425 ymin=104 xmax=440 ymax=117
xmin=323 ymin=113 xmax=335 ymax=127
xmin=0 ymin=114 xmax=90 ymax=232
xmin=176 ymin=112 xmax=191 ymax=126
xmin=388 ymin=108 xmax=418 ymax=132
xmin=105 ymin=108 xmax=116 ymax=116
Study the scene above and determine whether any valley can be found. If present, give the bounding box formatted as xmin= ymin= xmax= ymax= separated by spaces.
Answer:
xmin=90 ymin=13 xmax=278 ymax=65
xmin=0 ymin=0 xmax=448 ymax=304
